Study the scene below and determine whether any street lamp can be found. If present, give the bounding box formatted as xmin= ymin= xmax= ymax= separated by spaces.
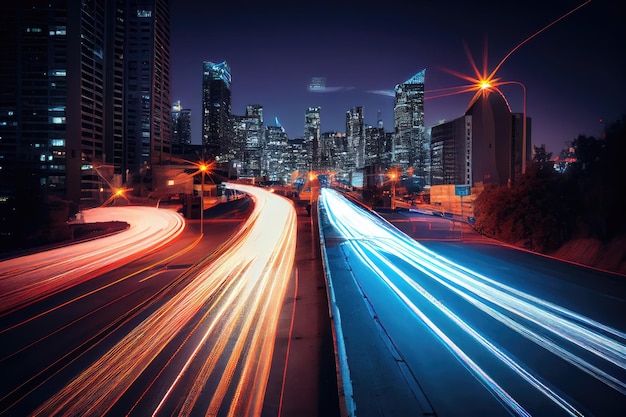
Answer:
xmin=168 ymin=156 xmax=214 ymax=236
xmin=389 ymin=171 xmax=397 ymax=210
xmin=199 ymin=163 xmax=208 ymax=235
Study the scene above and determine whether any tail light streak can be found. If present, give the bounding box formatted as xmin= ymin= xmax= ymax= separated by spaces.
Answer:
xmin=30 ymin=184 xmax=296 ymax=416
xmin=0 ymin=207 xmax=185 ymax=315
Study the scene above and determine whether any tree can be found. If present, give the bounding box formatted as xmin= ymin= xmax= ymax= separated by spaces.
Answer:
xmin=474 ymin=115 xmax=626 ymax=253
xmin=533 ymin=144 xmax=552 ymax=163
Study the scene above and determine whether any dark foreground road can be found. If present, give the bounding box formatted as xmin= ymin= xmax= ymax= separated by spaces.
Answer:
xmin=319 ymin=188 xmax=626 ymax=417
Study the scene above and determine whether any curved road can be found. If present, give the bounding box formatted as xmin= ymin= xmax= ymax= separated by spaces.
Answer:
xmin=319 ymin=188 xmax=626 ymax=417
xmin=0 ymin=184 xmax=297 ymax=416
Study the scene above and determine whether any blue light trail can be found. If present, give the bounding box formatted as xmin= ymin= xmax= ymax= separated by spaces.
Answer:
xmin=320 ymin=188 xmax=626 ymax=416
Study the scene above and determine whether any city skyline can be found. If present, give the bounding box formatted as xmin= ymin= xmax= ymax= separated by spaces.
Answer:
xmin=169 ymin=0 xmax=624 ymax=156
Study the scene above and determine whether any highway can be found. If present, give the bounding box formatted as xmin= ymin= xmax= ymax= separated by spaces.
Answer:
xmin=0 ymin=206 xmax=185 ymax=315
xmin=319 ymin=188 xmax=626 ymax=417
xmin=0 ymin=184 xmax=297 ymax=416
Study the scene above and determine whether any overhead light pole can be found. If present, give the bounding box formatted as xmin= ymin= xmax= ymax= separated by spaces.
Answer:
xmin=389 ymin=170 xmax=397 ymax=210
xmin=199 ymin=163 xmax=208 ymax=235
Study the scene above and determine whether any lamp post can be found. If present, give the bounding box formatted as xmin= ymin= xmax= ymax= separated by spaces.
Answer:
xmin=199 ymin=163 xmax=208 ymax=235
xmin=167 ymin=156 xmax=213 ymax=236
xmin=389 ymin=171 xmax=397 ymax=210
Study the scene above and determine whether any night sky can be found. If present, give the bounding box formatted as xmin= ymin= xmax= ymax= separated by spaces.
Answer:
xmin=169 ymin=0 xmax=624 ymax=156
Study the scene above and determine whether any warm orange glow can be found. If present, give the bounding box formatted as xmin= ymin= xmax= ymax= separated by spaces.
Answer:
xmin=24 ymin=185 xmax=297 ymax=416
xmin=199 ymin=163 xmax=208 ymax=172
xmin=428 ymin=1 xmax=591 ymax=105
xmin=0 ymin=207 xmax=185 ymax=315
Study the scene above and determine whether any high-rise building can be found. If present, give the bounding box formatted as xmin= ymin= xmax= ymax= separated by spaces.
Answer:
xmin=319 ymin=131 xmax=340 ymax=172
xmin=286 ymin=137 xmax=308 ymax=179
xmin=232 ymin=106 xmax=263 ymax=177
xmin=304 ymin=107 xmax=321 ymax=169
xmin=246 ymin=104 xmax=263 ymax=124
xmin=430 ymin=116 xmax=470 ymax=186
xmin=346 ymin=106 xmax=365 ymax=171
xmin=263 ymin=123 xmax=290 ymax=182
xmin=105 ymin=1 xmax=126 ymax=188
xmin=430 ymin=90 xmax=531 ymax=187
xmin=124 ymin=0 xmax=172 ymax=194
xmin=171 ymin=100 xmax=192 ymax=149
xmin=393 ymin=69 xmax=427 ymax=184
xmin=0 ymin=0 xmax=173 ymax=248
xmin=0 ymin=1 xmax=122 ymax=247
xmin=364 ymin=124 xmax=386 ymax=166
xmin=202 ymin=61 xmax=232 ymax=161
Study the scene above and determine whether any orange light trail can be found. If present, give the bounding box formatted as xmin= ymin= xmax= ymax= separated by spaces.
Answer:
xmin=0 ymin=207 xmax=185 ymax=316
xmin=30 ymin=184 xmax=297 ymax=416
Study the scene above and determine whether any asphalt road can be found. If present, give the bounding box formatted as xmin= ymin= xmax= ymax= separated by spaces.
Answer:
xmin=319 ymin=188 xmax=626 ymax=417
xmin=0 ymin=194 xmax=296 ymax=416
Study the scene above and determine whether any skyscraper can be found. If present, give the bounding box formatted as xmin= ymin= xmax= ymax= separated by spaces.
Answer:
xmin=429 ymin=89 xmax=531 ymax=187
xmin=0 ymin=1 xmax=125 ymax=248
xmin=232 ymin=105 xmax=263 ymax=177
xmin=263 ymin=123 xmax=290 ymax=182
xmin=172 ymin=100 xmax=192 ymax=149
xmin=124 ymin=0 xmax=172 ymax=194
xmin=202 ymin=61 xmax=232 ymax=161
xmin=304 ymin=107 xmax=321 ymax=170
xmin=393 ymin=69 xmax=427 ymax=184
xmin=0 ymin=0 xmax=173 ymax=248
xmin=346 ymin=106 xmax=365 ymax=171
xmin=246 ymin=104 xmax=263 ymax=125
xmin=319 ymin=131 xmax=340 ymax=173
xmin=105 ymin=1 xmax=126 ymax=189
xmin=430 ymin=116 xmax=470 ymax=186
xmin=365 ymin=123 xmax=386 ymax=166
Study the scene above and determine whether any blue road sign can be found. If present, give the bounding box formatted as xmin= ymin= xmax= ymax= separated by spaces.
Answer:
xmin=455 ymin=185 xmax=470 ymax=197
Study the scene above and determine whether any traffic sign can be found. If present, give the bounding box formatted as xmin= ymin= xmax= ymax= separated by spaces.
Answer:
xmin=455 ymin=185 xmax=470 ymax=197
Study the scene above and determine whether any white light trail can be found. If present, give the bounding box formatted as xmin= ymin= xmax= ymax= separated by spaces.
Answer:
xmin=320 ymin=188 xmax=626 ymax=415
xmin=30 ymin=184 xmax=297 ymax=416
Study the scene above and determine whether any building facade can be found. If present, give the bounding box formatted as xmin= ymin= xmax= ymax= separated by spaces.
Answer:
xmin=0 ymin=1 xmax=124 ymax=209
xmin=171 ymin=100 xmax=192 ymax=148
xmin=430 ymin=90 xmax=532 ymax=188
xmin=263 ymin=123 xmax=290 ymax=182
xmin=124 ymin=0 xmax=172 ymax=195
xmin=430 ymin=116 xmax=471 ymax=186
xmin=304 ymin=106 xmax=321 ymax=170
xmin=0 ymin=0 xmax=173 ymax=248
xmin=232 ymin=106 xmax=263 ymax=178
xmin=393 ymin=69 xmax=427 ymax=185
xmin=202 ymin=61 xmax=232 ymax=161
xmin=346 ymin=106 xmax=365 ymax=171
xmin=364 ymin=124 xmax=387 ymax=167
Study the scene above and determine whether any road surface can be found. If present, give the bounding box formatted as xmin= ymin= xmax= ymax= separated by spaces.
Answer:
xmin=0 ymin=184 xmax=298 ymax=416
xmin=319 ymin=188 xmax=626 ymax=417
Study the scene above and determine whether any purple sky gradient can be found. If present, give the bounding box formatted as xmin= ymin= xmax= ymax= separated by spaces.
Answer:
xmin=169 ymin=0 xmax=624 ymax=156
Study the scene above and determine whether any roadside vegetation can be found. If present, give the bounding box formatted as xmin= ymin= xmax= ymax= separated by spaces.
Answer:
xmin=473 ymin=115 xmax=626 ymax=275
